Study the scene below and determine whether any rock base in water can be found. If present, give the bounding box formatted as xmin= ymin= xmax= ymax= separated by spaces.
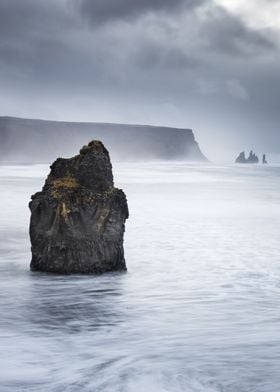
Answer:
xmin=29 ymin=141 xmax=129 ymax=274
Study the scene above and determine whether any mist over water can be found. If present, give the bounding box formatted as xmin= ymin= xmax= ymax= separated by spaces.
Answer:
xmin=0 ymin=162 xmax=280 ymax=392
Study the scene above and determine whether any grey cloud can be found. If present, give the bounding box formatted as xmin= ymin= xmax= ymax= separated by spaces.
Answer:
xmin=0 ymin=0 xmax=70 ymax=38
xmin=131 ymin=42 xmax=198 ymax=70
xmin=0 ymin=0 xmax=275 ymax=77
xmin=198 ymin=6 xmax=275 ymax=56
xmin=73 ymin=0 xmax=203 ymax=25
xmin=0 ymin=0 xmax=279 ymax=159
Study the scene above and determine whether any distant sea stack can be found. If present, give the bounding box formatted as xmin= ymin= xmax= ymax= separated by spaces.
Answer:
xmin=235 ymin=151 xmax=259 ymax=164
xmin=0 ymin=116 xmax=207 ymax=162
xmin=29 ymin=141 xmax=129 ymax=274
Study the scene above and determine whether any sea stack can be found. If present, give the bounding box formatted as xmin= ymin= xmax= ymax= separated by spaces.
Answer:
xmin=235 ymin=151 xmax=247 ymax=164
xmin=29 ymin=141 xmax=129 ymax=274
xmin=235 ymin=151 xmax=259 ymax=164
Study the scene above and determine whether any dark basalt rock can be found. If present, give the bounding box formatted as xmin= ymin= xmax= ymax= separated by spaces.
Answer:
xmin=235 ymin=151 xmax=247 ymax=164
xmin=29 ymin=140 xmax=129 ymax=274
xmin=235 ymin=150 xmax=259 ymax=164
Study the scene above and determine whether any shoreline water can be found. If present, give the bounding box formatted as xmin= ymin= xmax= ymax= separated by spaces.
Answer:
xmin=0 ymin=162 xmax=280 ymax=391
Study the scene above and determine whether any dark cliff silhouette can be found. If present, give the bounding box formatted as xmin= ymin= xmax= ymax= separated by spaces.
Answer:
xmin=0 ymin=116 xmax=207 ymax=163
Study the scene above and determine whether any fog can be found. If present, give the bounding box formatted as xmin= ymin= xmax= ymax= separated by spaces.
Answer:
xmin=1 ymin=162 xmax=280 ymax=391
xmin=0 ymin=117 xmax=207 ymax=163
xmin=1 ymin=1 xmax=279 ymax=390
xmin=0 ymin=0 xmax=279 ymax=162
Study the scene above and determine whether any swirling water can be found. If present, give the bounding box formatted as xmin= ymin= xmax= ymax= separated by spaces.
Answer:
xmin=0 ymin=162 xmax=280 ymax=392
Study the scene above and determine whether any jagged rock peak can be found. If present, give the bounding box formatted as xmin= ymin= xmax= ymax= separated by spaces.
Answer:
xmin=45 ymin=140 xmax=113 ymax=194
xmin=235 ymin=150 xmax=259 ymax=164
xmin=29 ymin=140 xmax=129 ymax=274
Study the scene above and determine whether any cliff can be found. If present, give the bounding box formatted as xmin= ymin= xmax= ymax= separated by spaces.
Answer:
xmin=0 ymin=116 xmax=207 ymax=162
xmin=29 ymin=140 xmax=128 ymax=274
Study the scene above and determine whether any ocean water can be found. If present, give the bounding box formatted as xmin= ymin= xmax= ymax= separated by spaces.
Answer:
xmin=0 ymin=162 xmax=280 ymax=392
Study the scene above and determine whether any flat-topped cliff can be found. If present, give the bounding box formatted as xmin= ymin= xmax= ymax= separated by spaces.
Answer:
xmin=0 ymin=116 xmax=207 ymax=162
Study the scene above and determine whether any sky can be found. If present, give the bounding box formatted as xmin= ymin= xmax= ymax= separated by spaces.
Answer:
xmin=0 ymin=0 xmax=279 ymax=161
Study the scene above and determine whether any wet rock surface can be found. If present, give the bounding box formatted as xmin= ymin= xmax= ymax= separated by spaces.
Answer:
xmin=29 ymin=141 xmax=129 ymax=274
